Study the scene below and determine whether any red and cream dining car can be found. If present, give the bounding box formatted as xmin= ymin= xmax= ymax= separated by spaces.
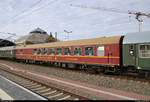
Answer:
xmin=15 ymin=36 xmax=122 ymax=72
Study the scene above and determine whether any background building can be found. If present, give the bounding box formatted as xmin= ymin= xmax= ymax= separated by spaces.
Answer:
xmin=15 ymin=28 xmax=57 ymax=46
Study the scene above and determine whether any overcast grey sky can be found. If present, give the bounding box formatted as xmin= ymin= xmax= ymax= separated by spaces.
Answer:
xmin=0 ymin=0 xmax=150 ymax=41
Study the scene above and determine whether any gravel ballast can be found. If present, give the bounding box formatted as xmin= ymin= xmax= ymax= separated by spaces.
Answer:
xmin=0 ymin=59 xmax=150 ymax=96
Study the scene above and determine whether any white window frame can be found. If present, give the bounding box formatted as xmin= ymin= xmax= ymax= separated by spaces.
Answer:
xmin=139 ymin=44 xmax=150 ymax=58
xmin=97 ymin=46 xmax=104 ymax=56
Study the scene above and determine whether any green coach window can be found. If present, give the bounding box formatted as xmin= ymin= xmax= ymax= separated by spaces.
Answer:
xmin=64 ymin=48 xmax=71 ymax=55
xmin=85 ymin=47 xmax=94 ymax=56
xmin=74 ymin=48 xmax=82 ymax=56
xmin=56 ymin=48 xmax=62 ymax=55
xmin=50 ymin=48 xmax=55 ymax=55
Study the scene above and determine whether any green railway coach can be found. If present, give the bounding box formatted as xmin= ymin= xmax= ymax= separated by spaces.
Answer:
xmin=0 ymin=46 xmax=16 ymax=59
xmin=123 ymin=31 xmax=150 ymax=73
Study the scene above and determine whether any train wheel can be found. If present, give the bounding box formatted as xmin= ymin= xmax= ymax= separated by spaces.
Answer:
xmin=138 ymin=70 xmax=149 ymax=79
xmin=61 ymin=63 xmax=67 ymax=68
xmin=86 ymin=65 xmax=97 ymax=74
xmin=145 ymin=72 xmax=150 ymax=79
xmin=96 ymin=66 xmax=105 ymax=73
xmin=68 ymin=63 xmax=76 ymax=69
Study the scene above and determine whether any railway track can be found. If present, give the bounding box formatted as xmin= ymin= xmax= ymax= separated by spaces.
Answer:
xmin=41 ymin=62 xmax=150 ymax=83
xmin=1 ymin=60 xmax=150 ymax=85
xmin=6 ymin=60 xmax=150 ymax=83
xmin=57 ymin=66 xmax=150 ymax=83
xmin=0 ymin=68 xmax=88 ymax=100
xmin=29 ymin=61 xmax=150 ymax=81
xmin=0 ymin=60 xmax=150 ymax=100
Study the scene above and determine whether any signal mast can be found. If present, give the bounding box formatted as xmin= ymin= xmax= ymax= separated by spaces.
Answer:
xmin=64 ymin=30 xmax=72 ymax=40
xmin=70 ymin=4 xmax=150 ymax=32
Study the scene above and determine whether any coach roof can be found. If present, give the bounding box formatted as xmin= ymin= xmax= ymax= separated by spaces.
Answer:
xmin=123 ymin=31 xmax=150 ymax=44
xmin=16 ymin=35 xmax=121 ymax=49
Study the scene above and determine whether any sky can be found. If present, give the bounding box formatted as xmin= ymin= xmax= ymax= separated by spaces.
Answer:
xmin=0 ymin=0 xmax=150 ymax=41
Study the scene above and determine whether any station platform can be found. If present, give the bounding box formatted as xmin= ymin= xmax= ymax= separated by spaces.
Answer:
xmin=0 ymin=88 xmax=13 ymax=100
xmin=0 ymin=75 xmax=46 ymax=100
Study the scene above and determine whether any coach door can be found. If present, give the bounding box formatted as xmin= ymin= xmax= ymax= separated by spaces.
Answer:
xmin=129 ymin=44 xmax=137 ymax=66
xmin=108 ymin=50 xmax=113 ymax=64
xmin=106 ymin=46 xmax=113 ymax=65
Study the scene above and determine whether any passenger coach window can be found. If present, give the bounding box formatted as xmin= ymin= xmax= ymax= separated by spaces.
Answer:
xmin=33 ymin=49 xmax=37 ymax=55
xmin=139 ymin=45 xmax=150 ymax=58
xmin=85 ymin=47 xmax=94 ymax=56
xmin=56 ymin=48 xmax=62 ymax=55
xmin=37 ymin=49 xmax=41 ymax=55
xmin=64 ymin=48 xmax=71 ymax=55
xmin=50 ymin=48 xmax=55 ymax=55
xmin=74 ymin=48 xmax=82 ymax=56
xmin=97 ymin=46 xmax=104 ymax=56
xmin=41 ymin=48 xmax=48 ymax=55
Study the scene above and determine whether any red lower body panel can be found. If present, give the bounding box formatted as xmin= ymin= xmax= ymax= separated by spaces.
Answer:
xmin=16 ymin=54 xmax=120 ymax=66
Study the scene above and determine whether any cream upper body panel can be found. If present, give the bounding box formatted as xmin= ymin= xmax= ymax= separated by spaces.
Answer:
xmin=16 ymin=36 xmax=121 ymax=49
